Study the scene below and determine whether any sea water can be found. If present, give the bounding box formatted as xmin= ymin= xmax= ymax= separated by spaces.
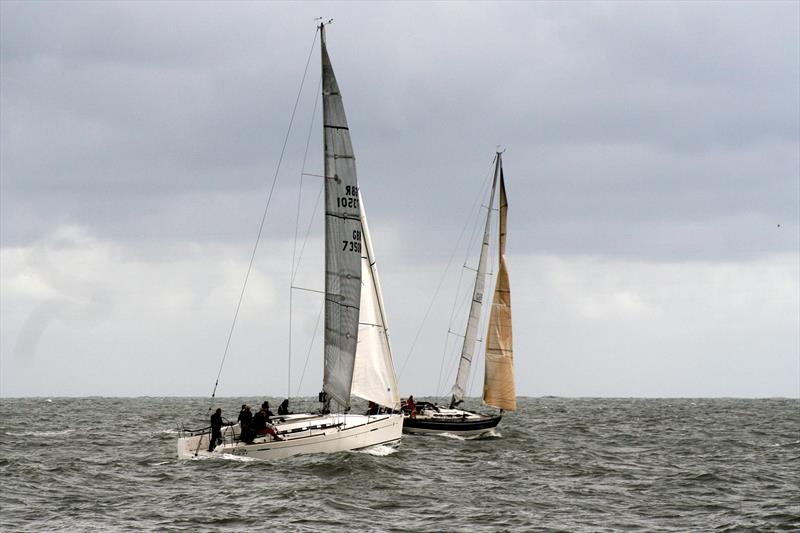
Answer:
xmin=1 ymin=397 xmax=798 ymax=531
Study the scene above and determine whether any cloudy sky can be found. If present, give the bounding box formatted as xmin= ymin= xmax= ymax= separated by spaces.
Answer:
xmin=1 ymin=1 xmax=798 ymax=399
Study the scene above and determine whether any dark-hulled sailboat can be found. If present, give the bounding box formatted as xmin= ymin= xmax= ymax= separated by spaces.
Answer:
xmin=402 ymin=152 xmax=516 ymax=437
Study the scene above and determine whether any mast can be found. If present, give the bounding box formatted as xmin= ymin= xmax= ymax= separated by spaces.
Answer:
xmin=483 ymin=155 xmax=516 ymax=411
xmin=450 ymin=154 xmax=501 ymax=407
xmin=320 ymin=23 xmax=363 ymax=410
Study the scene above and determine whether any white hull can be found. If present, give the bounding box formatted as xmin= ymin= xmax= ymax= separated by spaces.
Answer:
xmin=178 ymin=413 xmax=402 ymax=460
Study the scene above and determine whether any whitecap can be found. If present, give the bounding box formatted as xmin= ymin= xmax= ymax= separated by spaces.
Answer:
xmin=5 ymin=429 xmax=74 ymax=437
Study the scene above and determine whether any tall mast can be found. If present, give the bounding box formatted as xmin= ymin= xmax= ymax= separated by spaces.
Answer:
xmin=320 ymin=22 xmax=363 ymax=410
xmin=450 ymin=154 xmax=501 ymax=407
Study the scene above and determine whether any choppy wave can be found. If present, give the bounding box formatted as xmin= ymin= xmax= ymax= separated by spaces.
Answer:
xmin=1 ymin=397 xmax=798 ymax=532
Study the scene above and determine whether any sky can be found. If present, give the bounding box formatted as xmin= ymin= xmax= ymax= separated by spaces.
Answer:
xmin=1 ymin=1 xmax=798 ymax=399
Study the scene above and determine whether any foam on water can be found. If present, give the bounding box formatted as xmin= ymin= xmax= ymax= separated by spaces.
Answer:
xmin=217 ymin=453 xmax=257 ymax=463
xmin=354 ymin=443 xmax=399 ymax=456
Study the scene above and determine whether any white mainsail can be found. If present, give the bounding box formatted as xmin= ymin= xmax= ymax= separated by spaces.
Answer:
xmin=351 ymin=193 xmax=401 ymax=410
xmin=483 ymin=160 xmax=516 ymax=411
xmin=450 ymin=155 xmax=501 ymax=405
xmin=321 ymin=25 xmax=362 ymax=409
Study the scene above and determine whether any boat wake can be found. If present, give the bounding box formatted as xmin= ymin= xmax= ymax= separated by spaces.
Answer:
xmin=471 ymin=428 xmax=501 ymax=440
xmin=355 ymin=443 xmax=399 ymax=457
xmin=434 ymin=428 xmax=501 ymax=441
xmin=216 ymin=453 xmax=257 ymax=463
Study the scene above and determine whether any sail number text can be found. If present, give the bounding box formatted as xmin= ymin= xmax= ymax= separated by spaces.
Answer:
xmin=336 ymin=185 xmax=360 ymax=210
xmin=343 ymin=229 xmax=362 ymax=253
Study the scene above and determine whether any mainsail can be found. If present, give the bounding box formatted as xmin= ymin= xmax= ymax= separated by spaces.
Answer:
xmin=483 ymin=159 xmax=516 ymax=411
xmin=351 ymin=193 xmax=401 ymax=410
xmin=450 ymin=155 xmax=501 ymax=405
xmin=321 ymin=25 xmax=362 ymax=409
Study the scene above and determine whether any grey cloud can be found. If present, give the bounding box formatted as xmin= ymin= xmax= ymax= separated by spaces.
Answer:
xmin=1 ymin=1 xmax=797 ymax=262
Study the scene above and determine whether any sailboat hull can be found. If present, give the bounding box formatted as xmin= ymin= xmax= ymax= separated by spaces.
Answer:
xmin=402 ymin=407 xmax=501 ymax=437
xmin=178 ymin=413 xmax=402 ymax=460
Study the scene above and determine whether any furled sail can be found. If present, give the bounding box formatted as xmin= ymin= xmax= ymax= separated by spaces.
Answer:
xmin=351 ymin=193 xmax=401 ymax=410
xmin=321 ymin=25 xmax=362 ymax=409
xmin=483 ymin=159 xmax=516 ymax=411
xmin=450 ymin=156 xmax=500 ymax=405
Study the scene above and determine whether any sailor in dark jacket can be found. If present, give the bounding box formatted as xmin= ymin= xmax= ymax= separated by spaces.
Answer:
xmin=209 ymin=408 xmax=223 ymax=451
xmin=278 ymin=399 xmax=291 ymax=416
xmin=252 ymin=408 xmax=267 ymax=437
xmin=237 ymin=405 xmax=253 ymax=443
xmin=261 ymin=401 xmax=275 ymax=420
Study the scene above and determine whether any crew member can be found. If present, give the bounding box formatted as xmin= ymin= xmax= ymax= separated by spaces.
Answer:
xmin=261 ymin=401 xmax=275 ymax=420
xmin=366 ymin=401 xmax=379 ymax=416
xmin=238 ymin=404 xmax=253 ymax=443
xmin=407 ymin=395 xmax=417 ymax=418
xmin=209 ymin=408 xmax=223 ymax=451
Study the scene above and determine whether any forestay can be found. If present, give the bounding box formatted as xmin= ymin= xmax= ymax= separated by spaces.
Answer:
xmin=483 ymin=161 xmax=516 ymax=411
xmin=321 ymin=26 xmax=362 ymax=409
xmin=451 ymin=156 xmax=500 ymax=405
xmin=351 ymin=194 xmax=401 ymax=410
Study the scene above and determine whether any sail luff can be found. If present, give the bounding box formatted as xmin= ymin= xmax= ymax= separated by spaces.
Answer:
xmin=321 ymin=25 xmax=362 ymax=409
xmin=450 ymin=155 xmax=501 ymax=405
xmin=351 ymin=192 xmax=401 ymax=410
xmin=483 ymin=157 xmax=516 ymax=411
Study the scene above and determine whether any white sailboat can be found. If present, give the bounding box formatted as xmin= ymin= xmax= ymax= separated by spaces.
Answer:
xmin=402 ymin=152 xmax=516 ymax=437
xmin=178 ymin=23 xmax=402 ymax=460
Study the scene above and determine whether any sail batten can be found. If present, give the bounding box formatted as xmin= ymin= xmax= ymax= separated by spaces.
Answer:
xmin=450 ymin=156 xmax=501 ymax=405
xmin=321 ymin=25 xmax=362 ymax=409
xmin=483 ymin=159 xmax=516 ymax=411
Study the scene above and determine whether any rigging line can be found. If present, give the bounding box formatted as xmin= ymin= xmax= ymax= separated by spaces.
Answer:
xmin=436 ymin=154 xmax=497 ymax=401
xmin=289 ymin=75 xmax=322 ymax=402
xmin=436 ymin=264 xmax=465 ymax=397
xmin=209 ymin=27 xmax=319 ymax=402
xmin=291 ymin=285 xmax=325 ymax=295
xmin=291 ymin=183 xmax=324 ymax=283
xmin=296 ymin=298 xmax=325 ymax=397
xmin=291 ymin=73 xmax=323 ymax=285
xmin=397 ymin=155 xmax=497 ymax=382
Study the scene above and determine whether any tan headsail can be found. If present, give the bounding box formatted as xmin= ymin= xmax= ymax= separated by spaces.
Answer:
xmin=483 ymin=156 xmax=516 ymax=411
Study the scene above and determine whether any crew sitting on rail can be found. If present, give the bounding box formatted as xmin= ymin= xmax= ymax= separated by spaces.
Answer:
xmin=278 ymin=398 xmax=291 ymax=416
xmin=252 ymin=406 xmax=282 ymax=441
